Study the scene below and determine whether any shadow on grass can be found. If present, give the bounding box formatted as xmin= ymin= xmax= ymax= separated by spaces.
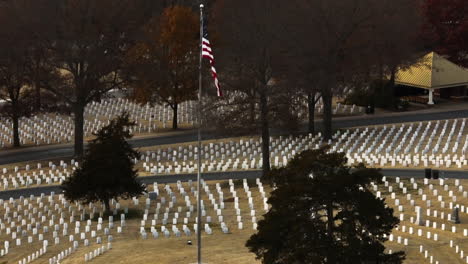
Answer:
xmin=219 ymin=178 xmax=258 ymax=189
xmin=88 ymin=208 xmax=144 ymax=221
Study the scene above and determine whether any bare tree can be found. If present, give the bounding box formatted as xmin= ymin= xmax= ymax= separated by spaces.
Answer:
xmin=35 ymin=0 xmax=150 ymax=158
xmin=285 ymin=0 xmax=421 ymax=140
xmin=19 ymin=0 xmax=55 ymax=112
xmin=211 ymin=0 xmax=292 ymax=174
xmin=0 ymin=1 xmax=34 ymax=147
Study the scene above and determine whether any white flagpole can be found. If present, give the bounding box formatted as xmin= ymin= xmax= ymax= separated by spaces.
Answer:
xmin=197 ymin=4 xmax=204 ymax=264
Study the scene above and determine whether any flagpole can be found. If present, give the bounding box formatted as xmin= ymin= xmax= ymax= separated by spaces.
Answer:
xmin=197 ymin=4 xmax=204 ymax=264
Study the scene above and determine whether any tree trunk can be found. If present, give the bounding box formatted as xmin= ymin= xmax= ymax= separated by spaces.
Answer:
xmin=250 ymin=99 xmax=255 ymax=124
xmin=73 ymin=104 xmax=85 ymax=159
xmin=307 ymin=91 xmax=316 ymax=134
xmin=103 ymin=199 xmax=111 ymax=215
xmin=34 ymin=79 xmax=41 ymax=112
xmin=326 ymin=201 xmax=336 ymax=264
xmin=12 ymin=113 xmax=20 ymax=147
xmin=389 ymin=66 xmax=397 ymax=108
xmin=322 ymin=89 xmax=333 ymax=140
xmin=172 ymin=103 xmax=178 ymax=130
xmin=373 ymin=59 xmax=384 ymax=111
xmin=259 ymin=89 xmax=270 ymax=174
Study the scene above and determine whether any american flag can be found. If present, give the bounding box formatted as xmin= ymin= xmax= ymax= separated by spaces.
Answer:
xmin=202 ymin=21 xmax=222 ymax=97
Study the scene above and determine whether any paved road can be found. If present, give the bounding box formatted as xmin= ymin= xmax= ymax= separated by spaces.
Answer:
xmin=325 ymin=109 xmax=468 ymax=130
xmin=0 ymin=170 xmax=262 ymax=199
xmin=1 ymin=168 xmax=467 ymax=199
xmin=0 ymin=131 xmax=204 ymax=165
xmin=380 ymin=168 xmax=468 ymax=178
xmin=2 ymin=109 xmax=468 ymax=165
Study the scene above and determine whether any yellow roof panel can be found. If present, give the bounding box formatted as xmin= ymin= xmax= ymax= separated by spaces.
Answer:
xmin=395 ymin=52 xmax=468 ymax=89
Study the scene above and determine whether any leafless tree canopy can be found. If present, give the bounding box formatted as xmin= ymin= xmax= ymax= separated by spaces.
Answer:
xmin=0 ymin=0 xmax=421 ymax=162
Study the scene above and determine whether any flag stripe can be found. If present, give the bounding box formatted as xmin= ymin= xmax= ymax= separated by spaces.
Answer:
xmin=202 ymin=22 xmax=222 ymax=96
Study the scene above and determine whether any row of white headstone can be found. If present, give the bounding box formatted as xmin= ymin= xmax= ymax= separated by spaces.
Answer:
xmin=0 ymin=190 xmax=124 ymax=264
xmin=419 ymin=245 xmax=440 ymax=264
xmin=294 ymin=95 xmax=364 ymax=117
xmin=0 ymin=98 xmax=196 ymax=148
xmin=84 ymin=243 xmax=112 ymax=262
xmin=1 ymin=174 xmax=466 ymax=263
xmin=449 ymin=240 xmax=468 ymax=263
xmin=0 ymin=92 xmax=369 ymax=149
xmin=0 ymin=134 xmax=319 ymax=190
xmin=136 ymin=177 xmax=268 ymax=242
xmin=341 ymin=119 xmax=468 ymax=168
xmin=15 ymin=244 xmax=47 ymax=264
xmin=134 ymin=119 xmax=468 ymax=172
xmin=0 ymin=160 xmax=78 ymax=190
xmin=5 ymin=121 xmax=468 ymax=192
xmin=377 ymin=176 xmax=468 ymax=263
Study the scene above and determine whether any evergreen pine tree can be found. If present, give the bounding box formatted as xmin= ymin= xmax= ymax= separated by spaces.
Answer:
xmin=62 ymin=112 xmax=144 ymax=213
xmin=247 ymin=147 xmax=405 ymax=264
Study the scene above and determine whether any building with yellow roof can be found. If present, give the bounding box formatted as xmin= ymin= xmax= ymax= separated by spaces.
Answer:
xmin=395 ymin=52 xmax=468 ymax=104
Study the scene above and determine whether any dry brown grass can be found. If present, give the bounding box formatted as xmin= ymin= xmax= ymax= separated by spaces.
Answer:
xmin=382 ymin=177 xmax=468 ymax=264
xmin=60 ymin=230 xmax=259 ymax=264
xmin=62 ymin=178 xmax=468 ymax=264
xmin=0 ymin=177 xmax=467 ymax=264
xmin=0 ymin=179 xmax=267 ymax=264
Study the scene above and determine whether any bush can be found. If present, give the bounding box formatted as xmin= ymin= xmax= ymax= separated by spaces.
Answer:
xmin=345 ymin=79 xmax=406 ymax=111
xmin=397 ymin=99 xmax=410 ymax=111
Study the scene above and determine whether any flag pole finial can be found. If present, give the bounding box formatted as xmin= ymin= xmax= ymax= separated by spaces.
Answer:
xmin=200 ymin=4 xmax=204 ymax=8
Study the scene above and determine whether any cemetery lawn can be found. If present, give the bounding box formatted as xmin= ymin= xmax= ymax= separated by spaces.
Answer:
xmin=0 ymin=178 xmax=467 ymax=263
xmin=60 ymin=230 xmax=260 ymax=264
xmin=61 ymin=178 xmax=468 ymax=264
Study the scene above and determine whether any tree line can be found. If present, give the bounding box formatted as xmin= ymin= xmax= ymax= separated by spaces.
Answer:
xmin=0 ymin=0 xmax=462 ymax=172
